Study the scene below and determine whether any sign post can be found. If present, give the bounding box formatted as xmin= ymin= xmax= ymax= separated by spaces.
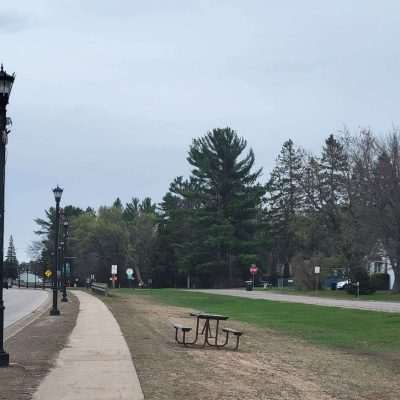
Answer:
xmin=126 ymin=268 xmax=134 ymax=289
xmin=249 ymin=264 xmax=258 ymax=289
xmin=111 ymin=265 xmax=118 ymax=289
xmin=314 ymin=265 xmax=320 ymax=292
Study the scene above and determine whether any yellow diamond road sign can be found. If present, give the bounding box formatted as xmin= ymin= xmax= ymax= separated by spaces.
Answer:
xmin=45 ymin=269 xmax=52 ymax=278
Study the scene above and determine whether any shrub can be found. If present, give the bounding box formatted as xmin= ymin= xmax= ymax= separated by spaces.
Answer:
xmin=346 ymin=268 xmax=376 ymax=295
xmin=370 ymin=273 xmax=390 ymax=291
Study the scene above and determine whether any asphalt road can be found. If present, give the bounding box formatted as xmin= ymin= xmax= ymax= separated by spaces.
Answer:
xmin=191 ymin=289 xmax=400 ymax=313
xmin=4 ymin=288 xmax=49 ymax=328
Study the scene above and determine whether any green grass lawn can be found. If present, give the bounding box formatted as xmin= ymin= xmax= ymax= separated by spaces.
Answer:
xmin=258 ymin=288 xmax=400 ymax=302
xmin=111 ymin=288 xmax=400 ymax=354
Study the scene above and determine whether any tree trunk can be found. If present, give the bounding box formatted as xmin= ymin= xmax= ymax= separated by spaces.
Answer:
xmin=134 ymin=266 xmax=143 ymax=285
xmin=186 ymin=272 xmax=191 ymax=289
xmin=283 ymin=260 xmax=290 ymax=278
xmin=226 ymin=251 xmax=233 ymax=288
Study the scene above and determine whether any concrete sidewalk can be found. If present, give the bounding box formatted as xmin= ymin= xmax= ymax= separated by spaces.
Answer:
xmin=191 ymin=289 xmax=400 ymax=313
xmin=33 ymin=290 xmax=144 ymax=400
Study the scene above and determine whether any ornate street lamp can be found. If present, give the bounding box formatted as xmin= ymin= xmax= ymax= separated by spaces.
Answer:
xmin=0 ymin=64 xmax=15 ymax=368
xmin=61 ymin=220 xmax=69 ymax=302
xmin=50 ymin=185 xmax=63 ymax=316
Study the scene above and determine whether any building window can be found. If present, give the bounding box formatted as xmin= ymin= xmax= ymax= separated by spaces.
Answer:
xmin=374 ymin=262 xmax=383 ymax=273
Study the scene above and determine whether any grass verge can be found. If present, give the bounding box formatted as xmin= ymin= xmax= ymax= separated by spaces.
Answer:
xmin=258 ymin=288 xmax=400 ymax=302
xmin=112 ymin=288 xmax=400 ymax=354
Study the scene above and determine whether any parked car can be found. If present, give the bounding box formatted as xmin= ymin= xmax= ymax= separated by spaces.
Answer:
xmin=336 ymin=280 xmax=350 ymax=290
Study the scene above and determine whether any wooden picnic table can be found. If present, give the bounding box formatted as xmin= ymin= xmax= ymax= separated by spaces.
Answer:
xmin=188 ymin=312 xmax=229 ymax=347
xmin=174 ymin=312 xmax=243 ymax=350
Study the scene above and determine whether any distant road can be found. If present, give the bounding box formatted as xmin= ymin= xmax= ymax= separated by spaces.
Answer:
xmin=190 ymin=289 xmax=400 ymax=313
xmin=4 ymin=288 xmax=49 ymax=328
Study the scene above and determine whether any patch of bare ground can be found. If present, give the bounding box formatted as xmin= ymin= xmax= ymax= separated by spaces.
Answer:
xmin=0 ymin=293 xmax=79 ymax=400
xmin=106 ymin=294 xmax=400 ymax=400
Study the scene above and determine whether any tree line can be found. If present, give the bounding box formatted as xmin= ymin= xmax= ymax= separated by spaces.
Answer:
xmin=31 ymin=127 xmax=400 ymax=291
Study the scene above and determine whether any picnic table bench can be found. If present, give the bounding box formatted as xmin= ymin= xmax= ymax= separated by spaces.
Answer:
xmin=174 ymin=312 xmax=243 ymax=350
xmin=222 ymin=327 xmax=243 ymax=350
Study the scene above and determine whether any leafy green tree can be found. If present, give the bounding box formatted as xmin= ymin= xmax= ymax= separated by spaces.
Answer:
xmin=125 ymin=197 xmax=158 ymax=284
xmin=338 ymin=131 xmax=379 ymax=280
xmin=372 ymin=132 xmax=400 ymax=291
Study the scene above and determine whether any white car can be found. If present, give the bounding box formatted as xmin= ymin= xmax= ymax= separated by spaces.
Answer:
xmin=336 ymin=280 xmax=350 ymax=290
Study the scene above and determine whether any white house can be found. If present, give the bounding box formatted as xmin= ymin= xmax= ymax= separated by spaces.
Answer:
xmin=367 ymin=256 xmax=395 ymax=289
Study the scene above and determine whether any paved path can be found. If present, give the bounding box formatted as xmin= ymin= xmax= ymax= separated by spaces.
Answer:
xmin=191 ymin=289 xmax=400 ymax=313
xmin=4 ymin=288 xmax=49 ymax=328
xmin=33 ymin=291 xmax=144 ymax=400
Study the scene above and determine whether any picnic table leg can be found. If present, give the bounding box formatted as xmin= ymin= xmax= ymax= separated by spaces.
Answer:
xmin=183 ymin=330 xmax=187 ymax=346
xmin=202 ymin=319 xmax=210 ymax=347
xmin=215 ymin=320 xmax=220 ymax=346
xmin=175 ymin=327 xmax=185 ymax=345
xmin=193 ymin=316 xmax=200 ymax=343
xmin=185 ymin=316 xmax=200 ymax=345
xmin=200 ymin=319 xmax=214 ymax=338
xmin=234 ymin=335 xmax=240 ymax=351
xmin=206 ymin=322 xmax=232 ymax=348
xmin=175 ymin=327 xmax=179 ymax=343
xmin=206 ymin=319 xmax=227 ymax=348
xmin=174 ymin=327 xmax=189 ymax=346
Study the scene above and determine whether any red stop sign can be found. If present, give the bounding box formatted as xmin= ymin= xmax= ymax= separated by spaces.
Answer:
xmin=249 ymin=264 xmax=258 ymax=274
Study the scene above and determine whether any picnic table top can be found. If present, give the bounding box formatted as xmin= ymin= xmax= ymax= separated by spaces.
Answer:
xmin=190 ymin=312 xmax=229 ymax=321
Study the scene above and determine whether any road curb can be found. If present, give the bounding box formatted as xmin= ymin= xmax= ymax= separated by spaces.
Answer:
xmin=5 ymin=289 xmax=52 ymax=341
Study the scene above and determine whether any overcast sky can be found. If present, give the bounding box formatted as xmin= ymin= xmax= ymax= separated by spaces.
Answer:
xmin=1 ymin=1 xmax=400 ymax=260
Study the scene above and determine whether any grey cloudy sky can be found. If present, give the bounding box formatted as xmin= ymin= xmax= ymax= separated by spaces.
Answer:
xmin=1 ymin=1 xmax=400 ymax=260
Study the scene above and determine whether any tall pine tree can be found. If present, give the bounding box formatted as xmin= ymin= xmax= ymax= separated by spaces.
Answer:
xmin=266 ymin=139 xmax=303 ymax=278
xmin=182 ymin=127 xmax=265 ymax=286
xmin=4 ymin=235 xmax=18 ymax=279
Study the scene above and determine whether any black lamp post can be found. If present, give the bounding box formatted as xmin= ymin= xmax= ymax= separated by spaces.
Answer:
xmin=61 ymin=221 xmax=69 ymax=302
xmin=58 ymin=244 xmax=63 ymax=292
xmin=0 ymin=64 xmax=15 ymax=368
xmin=50 ymin=185 xmax=63 ymax=316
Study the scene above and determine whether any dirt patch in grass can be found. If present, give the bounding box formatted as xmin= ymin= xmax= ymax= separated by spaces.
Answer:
xmin=105 ymin=293 xmax=400 ymax=400
xmin=0 ymin=293 xmax=79 ymax=400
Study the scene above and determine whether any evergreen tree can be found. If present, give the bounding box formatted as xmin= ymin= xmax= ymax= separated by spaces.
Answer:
xmin=4 ymin=235 xmax=18 ymax=279
xmin=32 ymin=205 xmax=86 ymax=271
xmin=266 ymin=139 xmax=303 ymax=278
xmin=123 ymin=198 xmax=140 ymax=222
xmin=140 ymin=197 xmax=157 ymax=214
xmin=300 ymin=135 xmax=349 ymax=258
xmin=318 ymin=134 xmax=349 ymax=255
xmin=157 ymin=177 xmax=204 ymax=287
xmin=319 ymin=134 xmax=349 ymax=212
xmin=113 ymin=197 xmax=123 ymax=210
xmin=180 ymin=127 xmax=265 ymax=286
xmin=6 ymin=235 xmax=17 ymax=264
